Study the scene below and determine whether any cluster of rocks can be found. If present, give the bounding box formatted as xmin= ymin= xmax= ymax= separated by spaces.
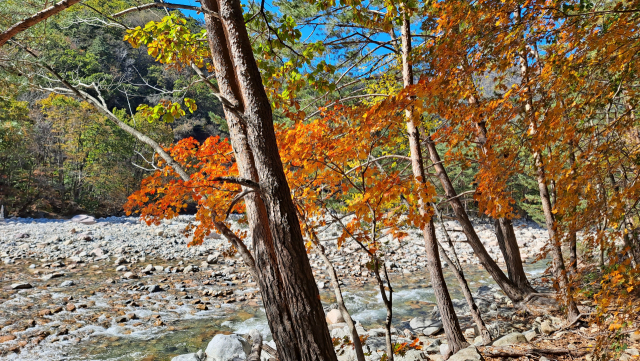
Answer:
xmin=0 ymin=214 xmax=609 ymax=361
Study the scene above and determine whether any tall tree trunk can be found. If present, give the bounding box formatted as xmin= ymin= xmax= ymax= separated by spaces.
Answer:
xmin=515 ymin=5 xmax=579 ymax=321
xmin=567 ymin=151 xmax=578 ymax=272
xmin=433 ymin=206 xmax=492 ymax=345
xmin=201 ymin=0 xmax=337 ymax=359
xmin=534 ymin=154 xmax=581 ymax=321
xmin=471 ymin=116 xmax=536 ymax=297
xmin=494 ymin=217 xmax=536 ymax=293
xmin=400 ymin=12 xmax=467 ymax=354
xmin=424 ymin=137 xmax=534 ymax=300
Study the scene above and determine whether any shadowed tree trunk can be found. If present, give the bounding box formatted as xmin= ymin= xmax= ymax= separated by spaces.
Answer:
xmin=424 ymin=136 xmax=535 ymax=300
xmin=400 ymin=11 xmax=467 ymax=354
xmin=201 ymin=0 xmax=338 ymax=359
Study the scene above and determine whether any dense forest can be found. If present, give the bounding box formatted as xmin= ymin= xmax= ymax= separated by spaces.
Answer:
xmin=1 ymin=0 xmax=639 ymax=360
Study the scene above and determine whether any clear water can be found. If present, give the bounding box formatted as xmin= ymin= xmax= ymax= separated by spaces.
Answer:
xmin=32 ymin=261 xmax=547 ymax=361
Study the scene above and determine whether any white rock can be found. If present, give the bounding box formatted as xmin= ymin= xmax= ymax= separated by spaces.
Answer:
xmin=326 ymin=309 xmax=345 ymax=325
xmin=11 ymin=283 xmax=32 ymax=289
xmin=143 ymin=264 xmax=154 ymax=273
xmin=492 ymin=332 xmax=528 ymax=346
xmin=116 ymin=265 xmax=129 ymax=272
xmin=123 ymin=272 xmax=139 ymax=279
xmin=171 ymin=353 xmax=201 ymax=361
xmin=540 ymin=320 xmax=556 ymax=335
xmin=205 ymin=334 xmax=250 ymax=361
xmin=72 ymin=215 xmax=96 ymax=225
xmin=91 ymin=248 xmax=105 ymax=257
xmin=448 ymin=346 xmax=485 ymax=361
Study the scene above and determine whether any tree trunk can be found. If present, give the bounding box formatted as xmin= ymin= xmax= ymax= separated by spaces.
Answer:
xmin=201 ymin=0 xmax=337 ymax=360
xmin=400 ymin=12 xmax=467 ymax=354
xmin=434 ymin=206 xmax=492 ymax=345
xmin=470 ymin=115 xmax=536 ymax=298
xmin=515 ymin=3 xmax=579 ymax=321
xmin=424 ymin=137 xmax=533 ymax=300
xmin=494 ymin=218 xmax=536 ymax=293
xmin=534 ymin=153 xmax=581 ymax=321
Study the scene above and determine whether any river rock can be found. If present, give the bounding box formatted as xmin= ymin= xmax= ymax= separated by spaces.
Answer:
xmin=143 ymin=264 xmax=154 ymax=273
xmin=123 ymin=272 xmax=139 ymax=279
xmin=72 ymin=215 xmax=96 ymax=225
xmin=171 ymin=353 xmax=202 ymax=361
xmin=326 ymin=309 xmax=345 ymax=324
xmin=116 ymin=265 xmax=128 ymax=272
xmin=11 ymin=282 xmax=32 ymax=289
xmin=205 ymin=334 xmax=250 ymax=361
xmin=60 ymin=280 xmax=75 ymax=287
xmin=448 ymin=346 xmax=485 ymax=361
xmin=492 ymin=332 xmax=528 ymax=346
xmin=91 ymin=248 xmax=105 ymax=257
xmin=409 ymin=317 xmax=442 ymax=336
xmin=42 ymin=272 xmax=65 ymax=281
xmin=540 ymin=320 xmax=556 ymax=335
xmin=524 ymin=328 xmax=538 ymax=341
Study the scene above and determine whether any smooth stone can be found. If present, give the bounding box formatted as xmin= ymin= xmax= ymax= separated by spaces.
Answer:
xmin=171 ymin=353 xmax=202 ymax=361
xmin=326 ymin=309 xmax=345 ymax=325
xmin=448 ymin=346 xmax=485 ymax=361
xmin=123 ymin=272 xmax=139 ymax=279
xmin=148 ymin=285 xmax=162 ymax=293
xmin=72 ymin=215 xmax=96 ymax=225
xmin=116 ymin=265 xmax=128 ymax=272
xmin=11 ymin=283 xmax=32 ymax=289
xmin=60 ymin=280 xmax=75 ymax=287
xmin=492 ymin=332 xmax=528 ymax=347
xmin=205 ymin=334 xmax=250 ymax=361
xmin=540 ymin=320 xmax=557 ymax=335
xmin=524 ymin=328 xmax=538 ymax=342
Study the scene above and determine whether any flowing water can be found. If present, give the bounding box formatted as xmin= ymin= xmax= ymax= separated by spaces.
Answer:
xmin=40 ymin=261 xmax=548 ymax=361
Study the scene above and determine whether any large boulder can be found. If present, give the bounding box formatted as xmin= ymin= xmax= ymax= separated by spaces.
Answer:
xmin=326 ymin=309 xmax=345 ymax=325
xmin=205 ymin=334 xmax=250 ymax=361
xmin=409 ymin=317 xmax=442 ymax=336
xmin=72 ymin=215 xmax=96 ymax=225
xmin=448 ymin=346 xmax=485 ymax=361
xmin=491 ymin=332 xmax=528 ymax=347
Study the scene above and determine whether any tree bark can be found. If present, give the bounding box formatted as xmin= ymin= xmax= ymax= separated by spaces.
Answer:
xmin=424 ymin=137 xmax=533 ymax=300
xmin=494 ymin=217 xmax=536 ymax=293
xmin=534 ymin=154 xmax=580 ymax=321
xmin=471 ymin=115 xmax=536 ymax=297
xmin=515 ymin=4 xmax=579 ymax=321
xmin=201 ymin=0 xmax=338 ymax=359
xmin=434 ymin=206 xmax=492 ymax=345
xmin=400 ymin=12 xmax=467 ymax=354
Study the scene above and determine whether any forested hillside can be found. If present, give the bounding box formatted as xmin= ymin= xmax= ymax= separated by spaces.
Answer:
xmin=0 ymin=1 xmax=227 ymax=216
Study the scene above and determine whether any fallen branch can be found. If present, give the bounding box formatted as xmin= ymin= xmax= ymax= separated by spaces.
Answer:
xmin=246 ymin=329 xmax=262 ymax=361
xmin=481 ymin=346 xmax=589 ymax=358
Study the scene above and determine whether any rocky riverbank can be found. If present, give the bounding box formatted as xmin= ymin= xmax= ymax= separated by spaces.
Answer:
xmin=1 ymin=215 xmax=637 ymax=360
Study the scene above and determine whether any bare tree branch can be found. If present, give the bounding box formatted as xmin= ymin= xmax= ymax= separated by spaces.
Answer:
xmin=112 ymin=3 xmax=219 ymax=18
xmin=0 ymin=0 xmax=83 ymax=47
